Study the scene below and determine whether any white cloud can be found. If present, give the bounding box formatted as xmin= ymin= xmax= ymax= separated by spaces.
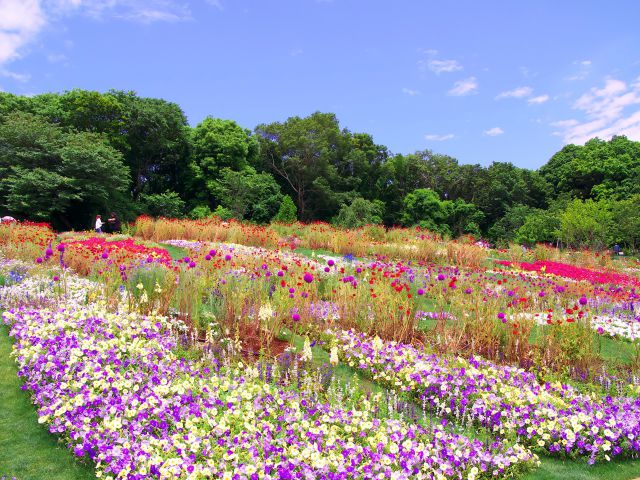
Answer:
xmin=401 ymin=87 xmax=421 ymax=96
xmin=495 ymin=86 xmax=533 ymax=99
xmin=426 ymin=59 xmax=462 ymax=74
xmin=484 ymin=127 xmax=504 ymax=136
xmin=552 ymin=77 xmax=640 ymax=144
xmin=528 ymin=94 xmax=550 ymax=105
xmin=289 ymin=48 xmax=303 ymax=57
xmin=448 ymin=76 xmax=477 ymax=96
xmin=425 ymin=133 xmax=454 ymax=141
xmin=0 ymin=0 xmax=46 ymax=65
xmin=418 ymin=49 xmax=463 ymax=74
xmin=0 ymin=0 xmax=191 ymax=66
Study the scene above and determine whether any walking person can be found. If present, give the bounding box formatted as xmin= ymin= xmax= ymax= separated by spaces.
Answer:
xmin=95 ymin=214 xmax=103 ymax=233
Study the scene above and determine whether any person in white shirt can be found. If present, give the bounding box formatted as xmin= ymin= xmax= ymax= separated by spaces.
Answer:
xmin=95 ymin=215 xmax=103 ymax=233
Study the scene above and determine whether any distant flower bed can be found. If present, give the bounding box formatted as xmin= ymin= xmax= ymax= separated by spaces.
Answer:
xmin=496 ymin=260 xmax=639 ymax=286
xmin=63 ymin=237 xmax=172 ymax=267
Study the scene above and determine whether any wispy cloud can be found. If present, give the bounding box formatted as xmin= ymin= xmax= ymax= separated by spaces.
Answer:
xmin=0 ymin=0 xmax=191 ymax=67
xmin=495 ymin=86 xmax=533 ymax=99
xmin=528 ymin=94 xmax=550 ymax=105
xmin=425 ymin=133 xmax=454 ymax=141
xmin=0 ymin=0 xmax=46 ymax=65
xmin=427 ymin=59 xmax=462 ymax=74
xmin=483 ymin=127 xmax=504 ymax=136
xmin=289 ymin=48 xmax=303 ymax=57
xmin=448 ymin=77 xmax=477 ymax=96
xmin=552 ymin=77 xmax=640 ymax=144
xmin=401 ymin=87 xmax=421 ymax=96
xmin=418 ymin=49 xmax=463 ymax=74
xmin=566 ymin=59 xmax=592 ymax=81
xmin=0 ymin=68 xmax=31 ymax=81
xmin=205 ymin=0 xmax=223 ymax=10
xmin=50 ymin=1 xmax=192 ymax=23
xmin=47 ymin=52 xmax=68 ymax=63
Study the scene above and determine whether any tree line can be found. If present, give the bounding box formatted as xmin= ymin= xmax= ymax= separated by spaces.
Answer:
xmin=1 ymin=89 xmax=639 ymax=250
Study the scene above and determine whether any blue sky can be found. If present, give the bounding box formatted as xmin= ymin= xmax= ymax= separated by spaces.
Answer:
xmin=1 ymin=0 xmax=640 ymax=169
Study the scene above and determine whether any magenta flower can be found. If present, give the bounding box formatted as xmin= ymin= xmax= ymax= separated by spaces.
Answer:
xmin=303 ymin=272 xmax=314 ymax=283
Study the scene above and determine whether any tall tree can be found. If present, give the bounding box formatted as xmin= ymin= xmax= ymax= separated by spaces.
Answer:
xmin=255 ymin=112 xmax=352 ymax=221
xmin=0 ymin=112 xmax=130 ymax=229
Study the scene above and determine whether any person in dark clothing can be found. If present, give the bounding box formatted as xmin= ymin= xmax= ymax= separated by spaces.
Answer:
xmin=107 ymin=212 xmax=121 ymax=234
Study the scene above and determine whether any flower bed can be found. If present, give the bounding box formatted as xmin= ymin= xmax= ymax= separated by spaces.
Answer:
xmin=496 ymin=260 xmax=640 ymax=287
xmin=331 ymin=329 xmax=640 ymax=463
xmin=3 ymin=303 xmax=537 ymax=479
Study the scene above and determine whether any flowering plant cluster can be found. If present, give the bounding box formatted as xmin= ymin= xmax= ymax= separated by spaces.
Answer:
xmin=67 ymin=237 xmax=172 ymax=263
xmin=4 ymin=302 xmax=537 ymax=479
xmin=331 ymin=329 xmax=640 ymax=463
xmin=496 ymin=260 xmax=640 ymax=287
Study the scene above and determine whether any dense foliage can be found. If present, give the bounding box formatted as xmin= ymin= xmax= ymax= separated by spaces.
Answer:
xmin=1 ymin=89 xmax=639 ymax=249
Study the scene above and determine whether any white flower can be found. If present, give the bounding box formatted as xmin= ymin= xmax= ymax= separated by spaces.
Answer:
xmin=301 ymin=336 xmax=313 ymax=362
xmin=330 ymin=346 xmax=339 ymax=366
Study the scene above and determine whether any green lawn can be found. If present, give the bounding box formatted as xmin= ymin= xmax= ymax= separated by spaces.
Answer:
xmin=0 ymin=324 xmax=96 ymax=480
xmin=142 ymin=241 xmax=189 ymax=260
xmin=526 ymin=456 xmax=640 ymax=480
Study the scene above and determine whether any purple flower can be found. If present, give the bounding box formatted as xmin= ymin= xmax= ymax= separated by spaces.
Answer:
xmin=303 ymin=272 xmax=314 ymax=283
xmin=437 ymin=273 xmax=446 ymax=281
xmin=579 ymin=296 xmax=588 ymax=305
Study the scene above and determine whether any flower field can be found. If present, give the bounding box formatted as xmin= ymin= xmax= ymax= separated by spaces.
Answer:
xmin=1 ymin=219 xmax=640 ymax=479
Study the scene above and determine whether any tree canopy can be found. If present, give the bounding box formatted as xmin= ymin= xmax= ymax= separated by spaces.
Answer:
xmin=1 ymin=89 xmax=639 ymax=250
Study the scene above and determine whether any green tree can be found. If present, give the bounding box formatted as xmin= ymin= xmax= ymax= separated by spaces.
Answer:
xmin=401 ymin=188 xmax=448 ymax=233
xmin=540 ymin=136 xmax=640 ymax=200
xmin=333 ymin=197 xmax=384 ymax=228
xmin=608 ymin=196 xmax=640 ymax=250
xmin=191 ymin=117 xmax=259 ymax=176
xmin=559 ymin=199 xmax=613 ymax=249
xmin=140 ymin=191 xmax=186 ymax=218
xmin=209 ymin=167 xmax=282 ymax=223
xmin=487 ymin=204 xmax=533 ymax=244
xmin=0 ymin=112 xmax=130 ymax=228
xmin=273 ymin=195 xmax=298 ymax=223
xmin=255 ymin=112 xmax=352 ymax=221
xmin=113 ymin=92 xmax=190 ymax=198
xmin=444 ymin=199 xmax=484 ymax=237
xmin=515 ymin=210 xmax=561 ymax=246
